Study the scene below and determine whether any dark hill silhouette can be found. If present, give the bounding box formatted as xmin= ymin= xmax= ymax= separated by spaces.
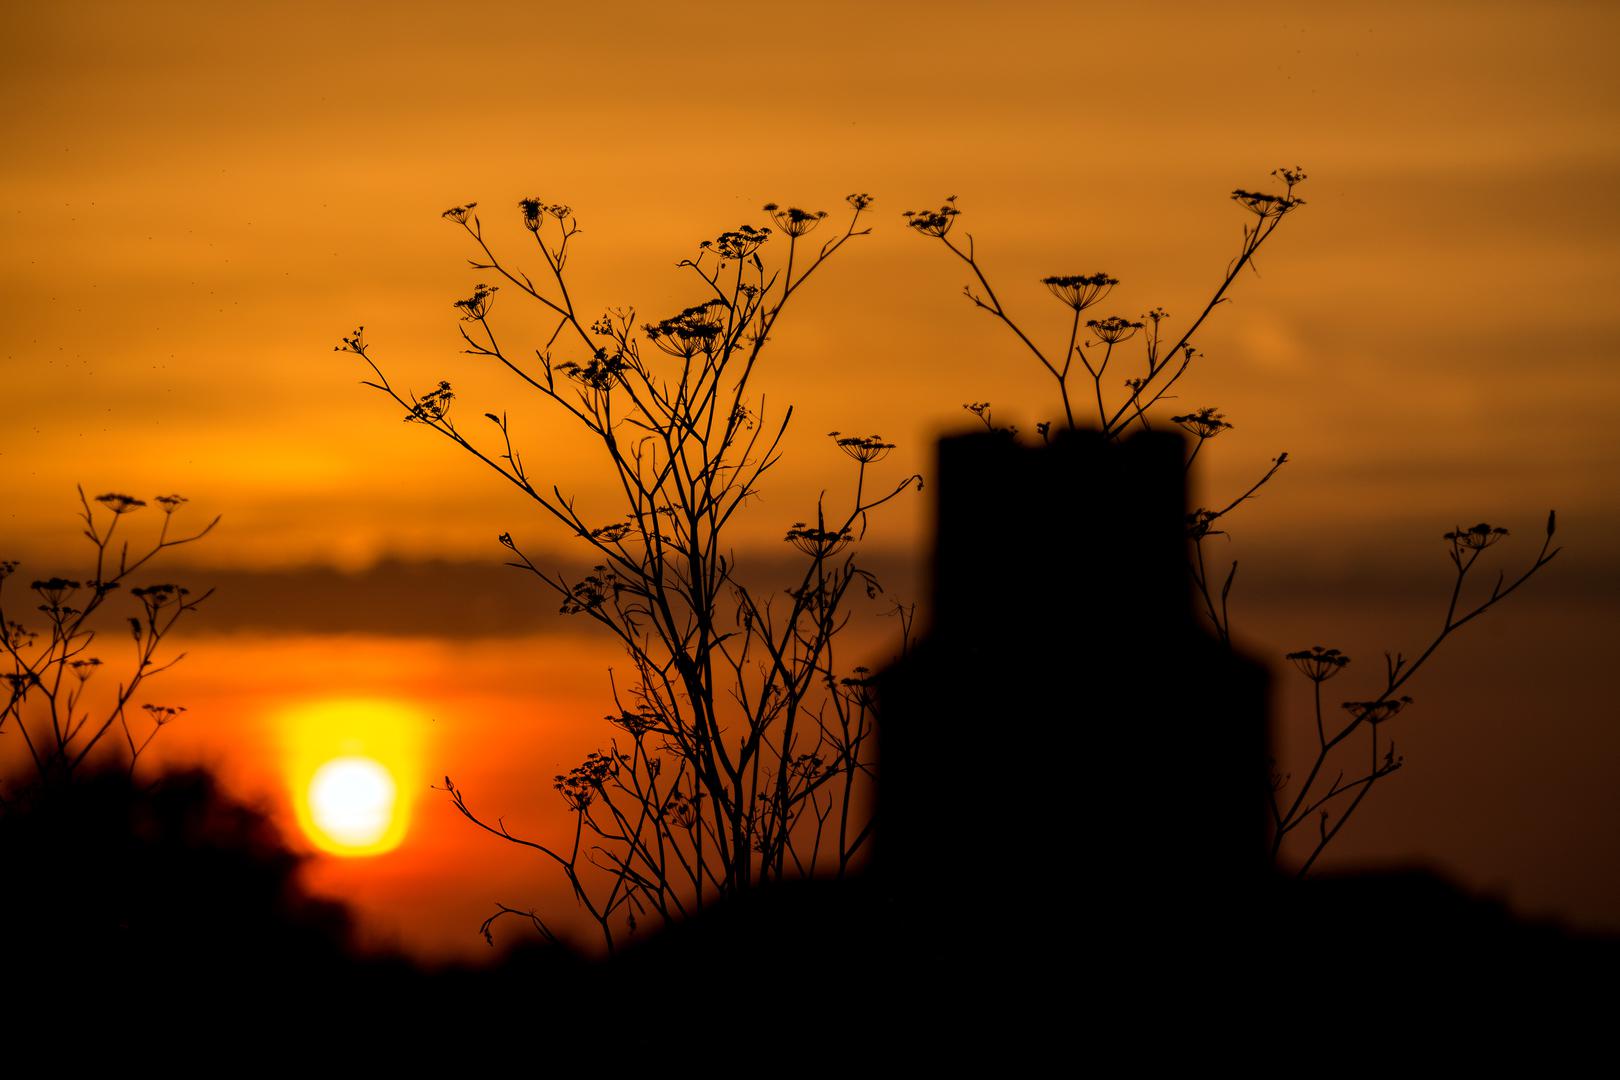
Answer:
xmin=2 ymin=429 xmax=1611 ymax=1053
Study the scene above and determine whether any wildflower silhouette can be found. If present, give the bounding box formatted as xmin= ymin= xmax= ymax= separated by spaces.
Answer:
xmin=344 ymin=192 xmax=917 ymax=949
xmin=0 ymin=488 xmax=216 ymax=784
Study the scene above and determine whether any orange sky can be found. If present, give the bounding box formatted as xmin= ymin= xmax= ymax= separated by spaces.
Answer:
xmin=3 ymin=1 xmax=1619 ymax=958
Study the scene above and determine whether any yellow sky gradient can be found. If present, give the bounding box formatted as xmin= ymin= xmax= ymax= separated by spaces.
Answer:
xmin=4 ymin=1 xmax=1619 ymax=956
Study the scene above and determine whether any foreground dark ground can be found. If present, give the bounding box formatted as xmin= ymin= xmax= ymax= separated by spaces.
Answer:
xmin=7 ymin=433 xmax=1614 ymax=1054
xmin=2 ymin=764 xmax=1614 ymax=1056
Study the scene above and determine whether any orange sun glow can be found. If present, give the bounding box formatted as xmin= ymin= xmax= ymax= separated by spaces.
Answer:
xmin=285 ymin=698 xmax=427 ymax=856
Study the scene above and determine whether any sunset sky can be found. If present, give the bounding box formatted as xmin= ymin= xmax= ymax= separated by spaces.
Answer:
xmin=3 ymin=1 xmax=1618 ymax=959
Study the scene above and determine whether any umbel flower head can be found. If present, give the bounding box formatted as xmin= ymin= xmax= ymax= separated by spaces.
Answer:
xmin=903 ymin=197 xmax=959 ymax=238
xmin=1041 ymin=273 xmax=1117 ymax=312
xmin=1342 ymin=696 xmax=1414 ymax=725
xmin=557 ymin=350 xmax=629 ymax=391
xmin=785 ymin=522 xmax=853 ymax=559
xmin=1230 ymin=184 xmax=1306 ymax=220
xmin=518 ymin=197 xmax=571 ymax=230
xmin=558 ymin=565 xmax=618 ymax=615
xmin=95 ymin=493 xmax=146 ymax=515
xmin=406 ymin=381 xmax=456 ymax=423
xmin=441 ymin=202 xmax=477 ymax=225
xmin=1445 ymin=523 xmax=1510 ymax=553
xmin=32 ymin=577 xmax=81 ymax=607
xmin=1086 ymin=315 xmax=1145 ymax=345
xmin=553 ymin=750 xmax=618 ymax=810
xmin=828 ymin=431 xmax=895 ymax=464
xmin=518 ymin=197 xmax=544 ymax=232
xmin=662 ymin=790 xmax=699 ymax=829
xmin=141 ymin=703 xmax=186 ymax=727
xmin=588 ymin=523 xmax=633 ymax=544
xmin=1172 ymin=407 xmax=1233 ymax=441
xmin=644 ymin=301 xmax=729 ymax=359
xmin=700 ymin=225 xmax=771 ymax=261
xmin=453 ymin=283 xmax=498 ymax=321
xmin=1285 ymin=645 xmax=1350 ymax=682
xmin=763 ymin=203 xmax=828 ymax=238
xmin=608 ymin=709 xmax=661 ymax=738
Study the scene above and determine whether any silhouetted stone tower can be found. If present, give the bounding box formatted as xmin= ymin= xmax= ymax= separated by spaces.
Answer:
xmin=876 ymin=428 xmax=1269 ymax=971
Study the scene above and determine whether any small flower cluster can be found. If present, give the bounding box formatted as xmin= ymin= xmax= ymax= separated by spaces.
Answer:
xmin=559 ymin=565 xmax=618 ymax=615
xmin=1273 ymin=166 xmax=1308 ymax=189
xmin=96 ymin=493 xmax=147 ymax=515
xmin=785 ymin=522 xmax=853 ymax=559
xmin=1086 ymin=315 xmax=1145 ymax=345
xmin=903 ymin=196 xmax=959 ymax=238
xmin=700 ymin=225 xmax=771 ymax=261
xmin=828 ymin=431 xmax=895 ymax=464
xmin=334 ymin=326 xmax=366 ymax=355
xmin=788 ymin=752 xmax=825 ymax=779
xmin=762 ymin=203 xmax=828 ymax=238
xmin=1342 ymin=696 xmax=1414 ymax=725
xmin=1444 ymin=523 xmax=1509 ymax=553
xmin=644 ymin=301 xmax=728 ymax=359
xmin=131 ymin=583 xmax=191 ymax=614
xmin=556 ymin=350 xmax=628 ymax=391
xmin=154 ymin=494 xmax=188 ymax=515
xmin=846 ymin=192 xmax=874 ymax=212
xmin=662 ymin=790 xmax=699 ymax=829
xmin=406 ymin=381 xmax=456 ymax=423
xmin=1172 ymin=407 xmax=1233 ymax=441
xmin=608 ymin=709 xmax=659 ymax=737
xmin=4 ymin=672 xmax=41 ymax=694
xmin=453 ymin=283 xmax=498 ymax=321
xmin=141 ymin=703 xmax=186 ymax=726
xmin=1230 ymin=182 xmax=1306 ymax=220
xmin=1041 ymin=273 xmax=1117 ymax=312
xmin=32 ymin=577 xmax=81 ymax=607
xmin=517 ymin=197 xmax=572 ymax=231
xmin=69 ymin=657 xmax=103 ymax=682
xmin=588 ymin=523 xmax=633 ymax=544
xmin=553 ymin=750 xmax=617 ymax=811
xmin=441 ymin=202 xmax=477 ymax=224
xmin=1285 ymin=645 xmax=1350 ymax=682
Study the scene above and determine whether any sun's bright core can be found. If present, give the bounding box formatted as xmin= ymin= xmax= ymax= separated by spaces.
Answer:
xmin=308 ymin=756 xmax=398 ymax=852
xmin=284 ymin=698 xmax=425 ymax=856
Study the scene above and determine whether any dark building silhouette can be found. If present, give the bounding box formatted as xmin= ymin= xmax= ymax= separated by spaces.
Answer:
xmin=872 ymin=429 xmax=1269 ymax=995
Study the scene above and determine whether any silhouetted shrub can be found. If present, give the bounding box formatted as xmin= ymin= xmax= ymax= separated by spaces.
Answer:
xmin=344 ymin=194 xmax=915 ymax=949
xmin=0 ymin=489 xmax=215 ymax=782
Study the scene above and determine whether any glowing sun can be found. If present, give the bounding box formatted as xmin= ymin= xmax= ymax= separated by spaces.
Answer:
xmin=283 ymin=698 xmax=425 ymax=857
xmin=308 ymin=756 xmax=398 ymax=852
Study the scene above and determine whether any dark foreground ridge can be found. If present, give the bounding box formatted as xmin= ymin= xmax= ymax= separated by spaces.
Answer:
xmin=3 ymin=431 xmax=1613 ymax=1052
